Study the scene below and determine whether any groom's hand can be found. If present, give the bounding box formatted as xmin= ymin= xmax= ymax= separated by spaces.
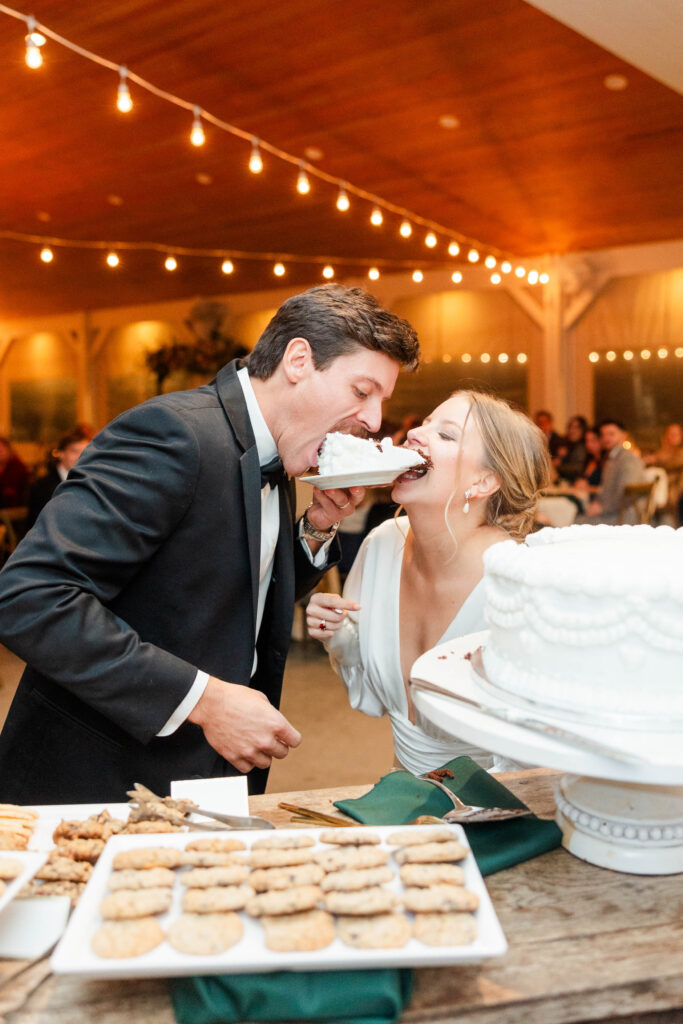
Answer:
xmin=188 ymin=678 xmax=301 ymax=774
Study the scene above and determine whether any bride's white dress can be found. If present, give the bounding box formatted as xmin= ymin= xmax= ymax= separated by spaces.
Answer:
xmin=325 ymin=517 xmax=511 ymax=774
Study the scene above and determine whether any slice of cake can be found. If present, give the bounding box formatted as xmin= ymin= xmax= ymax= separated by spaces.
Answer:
xmin=316 ymin=433 xmax=429 ymax=477
xmin=480 ymin=524 xmax=683 ymax=724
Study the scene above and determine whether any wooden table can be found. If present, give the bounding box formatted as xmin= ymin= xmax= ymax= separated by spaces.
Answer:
xmin=1 ymin=768 xmax=682 ymax=1024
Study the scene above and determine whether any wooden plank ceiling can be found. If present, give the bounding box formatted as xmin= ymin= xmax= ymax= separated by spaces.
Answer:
xmin=1 ymin=0 xmax=682 ymax=317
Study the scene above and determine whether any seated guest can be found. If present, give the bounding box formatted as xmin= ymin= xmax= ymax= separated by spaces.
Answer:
xmin=534 ymin=409 xmax=564 ymax=461
xmin=570 ymin=427 xmax=603 ymax=504
xmin=0 ymin=438 xmax=29 ymax=509
xmin=644 ymin=422 xmax=683 ymax=470
xmin=26 ymin=429 xmax=91 ymax=529
xmin=556 ymin=416 xmax=588 ymax=483
xmin=577 ymin=418 xmax=645 ymax=524
xmin=306 ymin=391 xmax=551 ymax=774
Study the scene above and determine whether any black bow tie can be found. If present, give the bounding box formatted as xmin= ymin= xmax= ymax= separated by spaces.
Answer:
xmin=260 ymin=455 xmax=285 ymax=490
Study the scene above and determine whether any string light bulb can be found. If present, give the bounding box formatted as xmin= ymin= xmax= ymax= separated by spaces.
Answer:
xmin=467 ymin=248 xmax=480 ymax=263
xmin=515 ymin=266 xmax=526 ymax=278
xmin=412 ymin=270 xmax=423 ymax=283
xmin=322 ymin=265 xmax=334 ymax=279
xmin=539 ymin=272 xmax=550 ymax=284
xmin=498 ymin=353 xmax=509 ymax=363
xmin=527 ymin=270 xmax=539 ymax=285
xmin=485 ymin=255 xmax=496 ymax=269
xmin=273 ymin=262 xmax=286 ymax=277
xmin=589 ymin=351 xmax=599 ymax=363
xmin=501 ymin=261 xmax=512 ymax=274
xmin=25 ymin=17 xmax=45 ymax=68
xmin=517 ymin=353 xmax=528 ymax=364
xmin=39 ymin=246 xmax=53 ymax=263
xmin=623 ymin=349 xmax=634 ymax=361
xmin=296 ymin=163 xmax=310 ymax=195
xmin=448 ymin=242 xmax=460 ymax=257
xmin=399 ymin=220 xmax=412 ymax=238
xmin=116 ymin=66 xmax=133 ymax=113
xmin=461 ymin=353 xmax=472 ymax=363
xmin=164 ymin=255 xmax=177 ymax=271
xmin=221 ymin=259 xmax=234 ymax=275
xmin=481 ymin=353 xmax=491 ymax=363
xmin=190 ymin=107 xmax=205 ymax=147
xmin=451 ymin=271 xmax=462 ymax=284
xmin=336 ymin=185 xmax=350 ymax=212
xmin=248 ymin=138 xmax=263 ymax=174
xmin=370 ymin=207 xmax=383 ymax=226
xmin=425 ymin=232 xmax=437 ymax=248
xmin=368 ymin=267 xmax=380 ymax=280
xmin=490 ymin=272 xmax=501 ymax=284
xmin=106 ymin=251 xmax=120 ymax=268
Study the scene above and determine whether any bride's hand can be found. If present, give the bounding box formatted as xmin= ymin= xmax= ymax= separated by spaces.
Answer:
xmin=306 ymin=592 xmax=361 ymax=639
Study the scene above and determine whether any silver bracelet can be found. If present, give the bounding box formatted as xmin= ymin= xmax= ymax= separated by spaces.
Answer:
xmin=302 ymin=507 xmax=340 ymax=542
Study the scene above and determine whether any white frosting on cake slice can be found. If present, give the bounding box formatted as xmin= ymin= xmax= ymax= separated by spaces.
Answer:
xmin=481 ymin=524 xmax=683 ymax=723
xmin=317 ymin=433 xmax=426 ymax=476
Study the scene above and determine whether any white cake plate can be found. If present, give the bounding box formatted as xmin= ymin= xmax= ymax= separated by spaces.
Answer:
xmin=410 ymin=632 xmax=683 ymax=875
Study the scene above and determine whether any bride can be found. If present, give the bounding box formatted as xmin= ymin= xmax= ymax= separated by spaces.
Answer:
xmin=306 ymin=390 xmax=551 ymax=774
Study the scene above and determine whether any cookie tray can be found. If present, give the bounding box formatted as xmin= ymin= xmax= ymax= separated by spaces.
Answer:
xmin=50 ymin=825 xmax=507 ymax=979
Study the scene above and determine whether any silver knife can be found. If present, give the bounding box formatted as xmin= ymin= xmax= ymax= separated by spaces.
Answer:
xmin=189 ymin=807 xmax=275 ymax=830
xmin=410 ymin=677 xmax=645 ymax=765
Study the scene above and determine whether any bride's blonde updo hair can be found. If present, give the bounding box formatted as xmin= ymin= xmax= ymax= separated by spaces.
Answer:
xmin=458 ymin=390 xmax=551 ymax=540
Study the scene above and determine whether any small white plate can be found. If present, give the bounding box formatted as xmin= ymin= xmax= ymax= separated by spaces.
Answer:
xmin=0 ymin=850 xmax=47 ymax=918
xmin=300 ymin=469 xmax=409 ymax=490
xmin=0 ymin=895 xmax=71 ymax=959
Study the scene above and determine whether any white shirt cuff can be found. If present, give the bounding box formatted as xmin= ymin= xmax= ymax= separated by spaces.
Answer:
xmin=157 ymin=670 xmax=209 ymax=737
xmin=298 ymin=523 xmax=334 ymax=567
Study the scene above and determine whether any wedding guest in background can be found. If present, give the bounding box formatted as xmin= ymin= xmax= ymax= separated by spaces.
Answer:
xmin=306 ymin=390 xmax=551 ymax=775
xmin=577 ymin=418 xmax=645 ymax=524
xmin=572 ymin=427 xmax=604 ymax=503
xmin=644 ymin=423 xmax=683 ymax=525
xmin=533 ymin=409 xmax=564 ymax=461
xmin=556 ymin=416 xmax=588 ymax=483
xmin=0 ymin=438 xmax=29 ymax=509
xmin=26 ymin=429 xmax=91 ymax=529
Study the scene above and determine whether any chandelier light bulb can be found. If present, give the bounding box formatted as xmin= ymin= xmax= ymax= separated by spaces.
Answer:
xmin=106 ymin=251 xmax=120 ymax=268
xmin=501 ymin=261 xmax=512 ymax=274
xmin=336 ymin=186 xmax=350 ymax=212
xmin=190 ymin=107 xmax=205 ymax=147
xmin=412 ymin=269 xmax=423 ymax=283
xmin=399 ymin=220 xmax=412 ymax=238
xmin=425 ymin=232 xmax=437 ymax=248
xmin=485 ymin=255 xmax=496 ymax=269
xmin=451 ymin=271 xmax=462 ymax=284
xmin=322 ymin=265 xmax=334 ymax=279
xmin=116 ymin=67 xmax=133 ymax=113
xmin=273 ymin=262 xmax=286 ymax=277
xmin=296 ymin=163 xmax=310 ymax=195
xmin=221 ymin=259 xmax=234 ymax=275
xmin=164 ymin=255 xmax=178 ymax=272
xmin=490 ymin=272 xmax=502 ymax=284
xmin=370 ymin=206 xmax=383 ymax=227
xmin=467 ymin=248 xmax=479 ymax=263
xmin=448 ymin=241 xmax=460 ymax=257
xmin=515 ymin=266 xmax=526 ymax=278
xmin=527 ymin=270 xmax=539 ymax=285
xmin=539 ymin=272 xmax=550 ymax=284
xmin=368 ymin=267 xmax=380 ymax=280
xmin=39 ymin=246 xmax=53 ymax=263
xmin=249 ymin=138 xmax=263 ymax=174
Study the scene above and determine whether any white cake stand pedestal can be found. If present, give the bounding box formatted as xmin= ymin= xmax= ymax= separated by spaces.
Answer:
xmin=411 ymin=632 xmax=683 ymax=876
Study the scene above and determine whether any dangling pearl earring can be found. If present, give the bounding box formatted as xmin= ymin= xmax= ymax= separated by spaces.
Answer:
xmin=463 ymin=488 xmax=471 ymax=514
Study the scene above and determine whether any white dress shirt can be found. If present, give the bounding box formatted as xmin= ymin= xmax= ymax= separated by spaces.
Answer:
xmin=158 ymin=368 xmax=329 ymax=736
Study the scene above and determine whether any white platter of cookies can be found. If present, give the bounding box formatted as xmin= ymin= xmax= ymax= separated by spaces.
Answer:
xmin=50 ymin=824 xmax=507 ymax=978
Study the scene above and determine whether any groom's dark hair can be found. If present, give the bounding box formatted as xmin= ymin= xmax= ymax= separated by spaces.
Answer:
xmin=246 ymin=284 xmax=420 ymax=378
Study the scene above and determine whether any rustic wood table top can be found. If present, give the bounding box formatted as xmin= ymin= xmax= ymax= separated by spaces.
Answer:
xmin=1 ymin=767 xmax=681 ymax=1024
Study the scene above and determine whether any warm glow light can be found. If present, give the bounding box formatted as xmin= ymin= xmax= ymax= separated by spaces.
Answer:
xmin=657 ymin=347 xmax=668 ymax=359
xmin=336 ymin=186 xmax=350 ymax=212
xmin=539 ymin=272 xmax=550 ymax=284
xmin=249 ymin=138 xmax=263 ymax=174
xmin=527 ymin=270 xmax=539 ymax=285
xmin=467 ymin=248 xmax=479 ymax=263
xmin=517 ymin=353 xmax=527 ymax=364
xmin=39 ymin=246 xmax=53 ymax=263
xmin=116 ymin=67 xmax=133 ymax=112
xmin=368 ymin=267 xmax=380 ymax=280
xmin=24 ymin=20 xmax=45 ymax=68
xmin=641 ymin=349 xmax=651 ymax=360
xmin=501 ymin=261 xmax=512 ymax=274
xmin=370 ymin=207 xmax=383 ymax=226
xmin=296 ymin=164 xmax=310 ymax=194
xmin=675 ymin=347 xmax=683 ymax=358
xmin=106 ymin=252 xmax=120 ymax=268
xmin=164 ymin=255 xmax=177 ymax=272
xmin=442 ymin=354 xmax=452 ymax=363
xmin=589 ymin=351 xmax=599 ymax=363
xmin=480 ymin=353 xmax=491 ymax=363
xmin=515 ymin=266 xmax=526 ymax=278
xmin=412 ymin=270 xmax=423 ymax=283
xmin=498 ymin=353 xmax=509 ymax=363
xmin=273 ymin=262 xmax=286 ymax=277
xmin=190 ymin=107 xmax=205 ymax=146
xmin=400 ymin=220 xmax=412 ymax=238
xmin=322 ymin=265 xmax=334 ymax=279
xmin=485 ymin=256 xmax=496 ymax=269
xmin=490 ymin=273 xmax=501 ymax=284
xmin=221 ymin=259 xmax=234 ymax=274
xmin=461 ymin=353 xmax=472 ymax=363
xmin=623 ymin=349 xmax=634 ymax=360
xmin=606 ymin=350 xmax=616 ymax=361
xmin=448 ymin=241 xmax=460 ymax=256
xmin=623 ymin=440 xmax=632 ymax=450
xmin=451 ymin=271 xmax=462 ymax=284
xmin=425 ymin=232 xmax=437 ymax=248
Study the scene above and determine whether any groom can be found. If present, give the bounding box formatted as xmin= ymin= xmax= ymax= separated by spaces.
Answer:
xmin=0 ymin=285 xmax=420 ymax=803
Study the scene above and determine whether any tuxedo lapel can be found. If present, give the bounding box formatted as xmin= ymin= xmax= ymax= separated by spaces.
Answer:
xmin=215 ymin=361 xmax=261 ymax=633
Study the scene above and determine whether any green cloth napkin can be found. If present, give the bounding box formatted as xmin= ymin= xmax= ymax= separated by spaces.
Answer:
xmin=170 ymin=967 xmax=414 ymax=1024
xmin=334 ymin=756 xmax=562 ymax=876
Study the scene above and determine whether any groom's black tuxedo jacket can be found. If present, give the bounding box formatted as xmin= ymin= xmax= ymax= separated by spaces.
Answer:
xmin=0 ymin=361 xmax=335 ymax=803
